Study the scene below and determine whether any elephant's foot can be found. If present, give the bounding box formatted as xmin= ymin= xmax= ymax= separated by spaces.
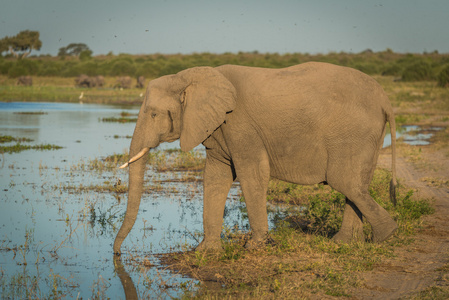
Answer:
xmin=372 ymin=217 xmax=398 ymax=243
xmin=244 ymin=233 xmax=274 ymax=250
xmin=195 ymin=239 xmax=222 ymax=252
xmin=332 ymin=228 xmax=365 ymax=243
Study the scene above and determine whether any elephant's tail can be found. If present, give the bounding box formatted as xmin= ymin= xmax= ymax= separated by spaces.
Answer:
xmin=388 ymin=111 xmax=397 ymax=206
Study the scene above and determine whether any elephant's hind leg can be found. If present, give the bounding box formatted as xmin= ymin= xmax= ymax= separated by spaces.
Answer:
xmin=339 ymin=188 xmax=397 ymax=242
xmin=327 ymin=153 xmax=397 ymax=242
xmin=332 ymin=198 xmax=365 ymax=243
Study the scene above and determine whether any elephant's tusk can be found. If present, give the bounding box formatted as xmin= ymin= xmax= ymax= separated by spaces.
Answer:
xmin=119 ymin=147 xmax=150 ymax=169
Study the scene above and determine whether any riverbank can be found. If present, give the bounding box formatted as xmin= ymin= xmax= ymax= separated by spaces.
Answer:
xmin=0 ymin=75 xmax=146 ymax=105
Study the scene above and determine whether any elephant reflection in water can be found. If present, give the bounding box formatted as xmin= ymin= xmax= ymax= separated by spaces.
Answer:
xmin=114 ymin=62 xmax=398 ymax=254
xmin=113 ymin=256 xmax=138 ymax=299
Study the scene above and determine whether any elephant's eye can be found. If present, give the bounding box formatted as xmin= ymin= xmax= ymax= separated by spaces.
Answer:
xmin=151 ymin=112 xmax=157 ymax=118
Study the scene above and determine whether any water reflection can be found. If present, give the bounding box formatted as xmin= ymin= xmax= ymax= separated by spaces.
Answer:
xmin=114 ymin=255 xmax=138 ymax=300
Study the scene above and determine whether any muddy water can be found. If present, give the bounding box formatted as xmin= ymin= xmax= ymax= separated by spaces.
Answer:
xmin=1 ymin=102 xmax=435 ymax=298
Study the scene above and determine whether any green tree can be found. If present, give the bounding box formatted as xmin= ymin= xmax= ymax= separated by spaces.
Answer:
xmin=0 ymin=30 xmax=42 ymax=58
xmin=58 ymin=43 xmax=91 ymax=57
xmin=437 ymin=65 xmax=449 ymax=88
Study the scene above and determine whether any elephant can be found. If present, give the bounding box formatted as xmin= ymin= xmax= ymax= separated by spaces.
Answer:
xmin=17 ymin=76 xmax=33 ymax=86
xmin=136 ymin=76 xmax=145 ymax=88
xmin=94 ymin=75 xmax=105 ymax=87
xmin=115 ymin=76 xmax=132 ymax=89
xmin=75 ymin=75 xmax=104 ymax=88
xmin=113 ymin=62 xmax=398 ymax=255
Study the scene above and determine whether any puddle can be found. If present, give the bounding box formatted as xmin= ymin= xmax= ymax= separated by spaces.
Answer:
xmin=383 ymin=125 xmax=443 ymax=147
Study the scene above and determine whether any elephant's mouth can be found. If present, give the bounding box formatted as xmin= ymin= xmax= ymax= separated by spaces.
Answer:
xmin=119 ymin=147 xmax=150 ymax=169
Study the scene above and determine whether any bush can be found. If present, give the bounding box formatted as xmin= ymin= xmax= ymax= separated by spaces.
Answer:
xmin=78 ymin=61 xmax=99 ymax=76
xmin=0 ymin=60 xmax=13 ymax=75
xmin=110 ymin=60 xmax=136 ymax=76
xmin=79 ymin=49 xmax=92 ymax=61
xmin=8 ymin=65 xmax=28 ymax=78
xmin=437 ymin=65 xmax=449 ymax=87
xmin=382 ymin=63 xmax=402 ymax=76
xmin=136 ymin=61 xmax=160 ymax=78
xmin=38 ymin=63 xmax=61 ymax=76
xmin=401 ymin=61 xmax=434 ymax=81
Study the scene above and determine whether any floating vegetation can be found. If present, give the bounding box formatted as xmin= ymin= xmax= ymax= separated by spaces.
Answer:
xmin=113 ymin=134 xmax=132 ymax=139
xmin=1 ymin=143 xmax=64 ymax=154
xmin=13 ymin=111 xmax=47 ymax=115
xmin=0 ymin=135 xmax=33 ymax=143
xmin=120 ymin=111 xmax=137 ymax=117
xmin=60 ymin=182 xmax=129 ymax=194
xmin=0 ymin=135 xmax=63 ymax=153
xmin=57 ymin=181 xmax=178 ymax=195
xmin=101 ymin=117 xmax=137 ymax=123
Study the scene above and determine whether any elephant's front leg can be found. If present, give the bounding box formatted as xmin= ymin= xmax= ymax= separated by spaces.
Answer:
xmin=234 ymin=152 xmax=271 ymax=249
xmin=196 ymin=154 xmax=235 ymax=251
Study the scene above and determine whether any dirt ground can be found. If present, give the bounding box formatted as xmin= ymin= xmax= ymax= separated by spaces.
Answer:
xmin=349 ymin=136 xmax=449 ymax=299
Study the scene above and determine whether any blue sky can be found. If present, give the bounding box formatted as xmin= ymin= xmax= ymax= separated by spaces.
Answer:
xmin=1 ymin=0 xmax=448 ymax=56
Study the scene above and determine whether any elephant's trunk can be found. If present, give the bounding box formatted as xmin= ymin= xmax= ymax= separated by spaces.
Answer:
xmin=113 ymin=144 xmax=148 ymax=255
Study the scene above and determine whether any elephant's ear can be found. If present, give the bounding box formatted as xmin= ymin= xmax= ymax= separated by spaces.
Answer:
xmin=177 ymin=67 xmax=236 ymax=152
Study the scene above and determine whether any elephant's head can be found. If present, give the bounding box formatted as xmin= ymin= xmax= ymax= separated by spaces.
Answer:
xmin=113 ymin=67 xmax=236 ymax=255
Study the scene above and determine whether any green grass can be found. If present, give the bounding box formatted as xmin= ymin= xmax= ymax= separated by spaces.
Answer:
xmin=101 ymin=116 xmax=137 ymax=123
xmin=0 ymin=78 xmax=144 ymax=104
xmin=148 ymin=149 xmax=205 ymax=172
xmin=160 ymin=168 xmax=434 ymax=298
xmin=0 ymin=135 xmax=33 ymax=143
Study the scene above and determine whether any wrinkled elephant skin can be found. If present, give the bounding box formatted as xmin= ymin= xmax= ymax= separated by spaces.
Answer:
xmin=113 ymin=63 xmax=398 ymax=255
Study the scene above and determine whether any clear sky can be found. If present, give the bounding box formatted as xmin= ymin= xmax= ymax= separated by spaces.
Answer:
xmin=1 ymin=0 xmax=448 ymax=56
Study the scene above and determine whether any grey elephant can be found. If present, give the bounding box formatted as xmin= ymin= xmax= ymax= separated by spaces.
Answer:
xmin=17 ymin=76 xmax=33 ymax=86
xmin=94 ymin=75 xmax=105 ymax=87
xmin=114 ymin=63 xmax=398 ymax=254
xmin=75 ymin=74 xmax=95 ymax=88
xmin=115 ymin=76 xmax=132 ymax=89
xmin=136 ymin=76 xmax=145 ymax=88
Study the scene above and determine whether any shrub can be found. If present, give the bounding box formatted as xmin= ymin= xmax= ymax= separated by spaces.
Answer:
xmin=8 ymin=65 xmax=27 ymax=78
xmin=437 ymin=65 xmax=449 ymax=87
xmin=0 ymin=60 xmax=13 ymax=75
xmin=78 ymin=61 xmax=99 ymax=76
xmin=382 ymin=63 xmax=402 ymax=76
xmin=401 ymin=61 xmax=434 ymax=81
xmin=79 ymin=49 xmax=92 ymax=61
xmin=110 ymin=60 xmax=136 ymax=76
xmin=136 ymin=61 xmax=161 ymax=78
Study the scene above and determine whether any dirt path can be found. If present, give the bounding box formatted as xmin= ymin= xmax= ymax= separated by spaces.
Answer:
xmin=350 ymin=147 xmax=449 ymax=299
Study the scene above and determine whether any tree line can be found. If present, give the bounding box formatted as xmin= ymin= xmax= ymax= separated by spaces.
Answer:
xmin=1 ymin=31 xmax=449 ymax=87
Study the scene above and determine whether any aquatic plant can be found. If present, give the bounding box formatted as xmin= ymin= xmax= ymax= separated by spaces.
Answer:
xmin=0 ymin=143 xmax=63 ymax=154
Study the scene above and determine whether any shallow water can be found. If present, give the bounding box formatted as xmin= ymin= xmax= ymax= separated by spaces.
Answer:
xmin=0 ymin=102 xmax=435 ymax=298
xmin=0 ymin=102 xmax=248 ymax=298
xmin=384 ymin=125 xmax=441 ymax=147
